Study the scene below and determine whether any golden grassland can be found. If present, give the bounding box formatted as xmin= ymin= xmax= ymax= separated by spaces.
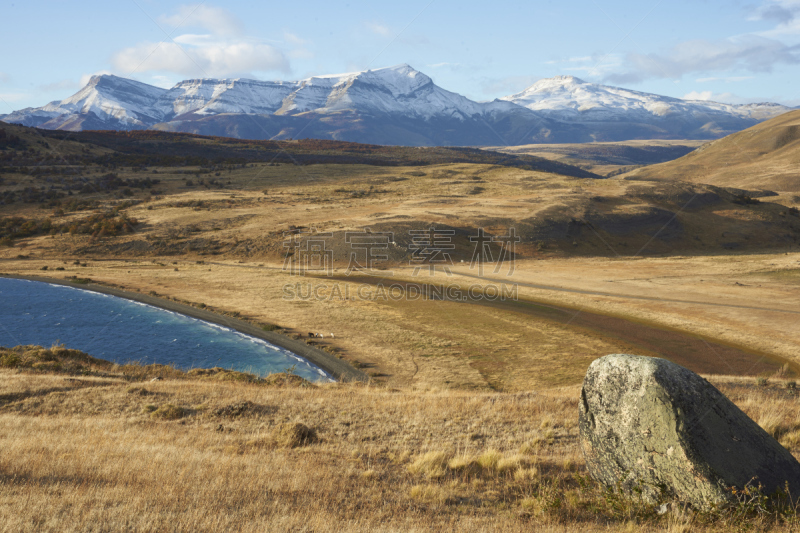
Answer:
xmin=3 ymin=346 xmax=800 ymax=532
xmin=3 ymin=154 xmax=800 ymax=390
xmin=623 ymin=110 xmax=800 ymax=192
xmin=3 ymin=130 xmax=800 ymax=529
xmin=3 ymin=251 xmax=800 ymax=391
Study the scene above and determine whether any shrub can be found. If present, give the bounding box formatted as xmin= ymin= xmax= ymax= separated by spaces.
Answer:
xmin=212 ymin=401 xmax=254 ymax=418
xmin=0 ymin=352 xmax=21 ymax=368
xmin=150 ymin=404 xmax=186 ymax=420
xmin=273 ymin=422 xmax=317 ymax=448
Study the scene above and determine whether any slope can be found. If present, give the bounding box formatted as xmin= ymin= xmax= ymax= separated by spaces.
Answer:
xmin=622 ymin=110 xmax=800 ymax=192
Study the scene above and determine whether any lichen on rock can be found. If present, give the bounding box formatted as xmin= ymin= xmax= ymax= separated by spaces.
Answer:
xmin=579 ymin=354 xmax=800 ymax=508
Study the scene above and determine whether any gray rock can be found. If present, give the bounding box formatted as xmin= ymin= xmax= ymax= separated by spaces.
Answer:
xmin=579 ymin=354 xmax=800 ymax=508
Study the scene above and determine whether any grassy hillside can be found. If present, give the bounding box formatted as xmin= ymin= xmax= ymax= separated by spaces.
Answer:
xmin=5 ymin=120 xmax=798 ymax=259
xmin=622 ymin=110 xmax=800 ymax=192
xmin=3 ymin=121 xmax=800 ymax=392
xmin=0 ymin=122 xmax=602 ymax=178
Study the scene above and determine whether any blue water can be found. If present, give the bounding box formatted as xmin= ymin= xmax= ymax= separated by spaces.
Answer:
xmin=0 ymin=278 xmax=331 ymax=382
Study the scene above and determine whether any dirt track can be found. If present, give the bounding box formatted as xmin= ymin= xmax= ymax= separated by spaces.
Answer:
xmin=335 ymin=274 xmax=788 ymax=378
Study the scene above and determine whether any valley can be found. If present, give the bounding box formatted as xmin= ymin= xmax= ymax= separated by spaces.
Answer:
xmin=2 ymin=117 xmax=799 ymax=391
xmin=3 ymin=94 xmax=800 ymax=533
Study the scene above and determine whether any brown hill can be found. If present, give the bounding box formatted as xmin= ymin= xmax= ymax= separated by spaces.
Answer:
xmin=622 ymin=110 xmax=800 ymax=192
xmin=0 ymin=121 xmax=601 ymax=179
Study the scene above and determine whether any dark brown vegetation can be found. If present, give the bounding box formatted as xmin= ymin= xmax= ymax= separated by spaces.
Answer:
xmin=0 ymin=344 xmax=302 ymax=385
xmin=1 ymin=122 xmax=601 ymax=178
xmin=0 ymin=209 xmax=139 ymax=244
xmin=0 ymin=128 xmax=25 ymax=150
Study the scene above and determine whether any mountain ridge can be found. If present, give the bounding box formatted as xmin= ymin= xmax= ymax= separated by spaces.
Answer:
xmin=2 ymin=64 xmax=794 ymax=146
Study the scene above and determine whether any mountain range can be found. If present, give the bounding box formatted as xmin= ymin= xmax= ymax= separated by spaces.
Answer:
xmin=1 ymin=64 xmax=794 ymax=146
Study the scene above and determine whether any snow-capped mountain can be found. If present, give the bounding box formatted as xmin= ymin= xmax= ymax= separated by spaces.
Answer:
xmin=154 ymin=65 xmax=497 ymax=120
xmin=154 ymin=78 xmax=300 ymax=118
xmin=2 ymin=75 xmax=168 ymax=130
xmin=274 ymin=64 xmax=493 ymax=119
xmin=2 ymin=66 xmax=793 ymax=146
xmin=502 ymin=75 xmax=791 ymax=125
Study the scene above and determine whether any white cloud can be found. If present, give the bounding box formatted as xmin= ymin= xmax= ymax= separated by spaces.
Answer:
xmin=759 ymin=18 xmax=800 ymax=39
xmin=546 ymin=55 xmax=594 ymax=65
xmin=112 ymin=40 xmax=289 ymax=78
xmin=282 ymin=32 xmax=313 ymax=60
xmin=546 ymin=53 xmax=628 ymax=81
xmin=695 ymin=76 xmax=754 ymax=83
xmin=160 ymin=5 xmax=243 ymax=37
xmin=605 ymin=35 xmax=800 ymax=84
xmin=283 ymin=32 xmax=308 ymax=46
xmin=172 ymin=34 xmax=216 ymax=46
xmin=683 ymin=90 xmax=715 ymax=100
xmin=587 ymin=3 xmax=800 ymax=85
xmin=751 ymin=0 xmax=800 ymax=24
xmin=365 ymin=21 xmax=392 ymax=37
xmin=427 ymin=62 xmax=462 ymax=69
xmin=110 ymin=5 xmax=291 ymax=78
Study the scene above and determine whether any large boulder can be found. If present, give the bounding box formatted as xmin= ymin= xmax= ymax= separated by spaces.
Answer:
xmin=579 ymin=354 xmax=800 ymax=508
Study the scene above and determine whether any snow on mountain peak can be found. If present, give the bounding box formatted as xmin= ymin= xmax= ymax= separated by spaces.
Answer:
xmin=3 ymin=66 xmax=793 ymax=142
xmin=158 ymin=77 xmax=300 ymax=116
xmin=37 ymin=74 xmax=168 ymax=127
xmin=501 ymin=75 xmax=791 ymax=122
xmin=279 ymin=64 xmax=440 ymax=115
xmin=355 ymin=64 xmax=432 ymax=96
xmin=549 ymin=75 xmax=587 ymax=84
xmin=297 ymin=64 xmax=430 ymax=95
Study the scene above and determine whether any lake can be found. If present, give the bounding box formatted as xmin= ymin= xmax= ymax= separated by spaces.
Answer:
xmin=0 ymin=278 xmax=331 ymax=382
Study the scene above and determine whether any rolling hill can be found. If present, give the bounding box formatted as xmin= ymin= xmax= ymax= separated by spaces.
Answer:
xmin=623 ymin=110 xmax=800 ymax=192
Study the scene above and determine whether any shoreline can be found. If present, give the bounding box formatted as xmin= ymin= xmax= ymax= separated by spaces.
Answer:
xmin=0 ymin=274 xmax=368 ymax=383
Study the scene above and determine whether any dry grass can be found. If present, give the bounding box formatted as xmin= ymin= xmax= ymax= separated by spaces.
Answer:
xmin=5 ymin=247 xmax=800 ymax=392
xmin=2 ymin=366 xmax=800 ymax=531
xmin=624 ymin=109 xmax=800 ymax=192
xmin=3 ymin=151 xmax=800 ymax=392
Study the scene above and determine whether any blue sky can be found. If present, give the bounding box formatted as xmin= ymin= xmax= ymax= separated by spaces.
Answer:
xmin=1 ymin=0 xmax=799 ymax=110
